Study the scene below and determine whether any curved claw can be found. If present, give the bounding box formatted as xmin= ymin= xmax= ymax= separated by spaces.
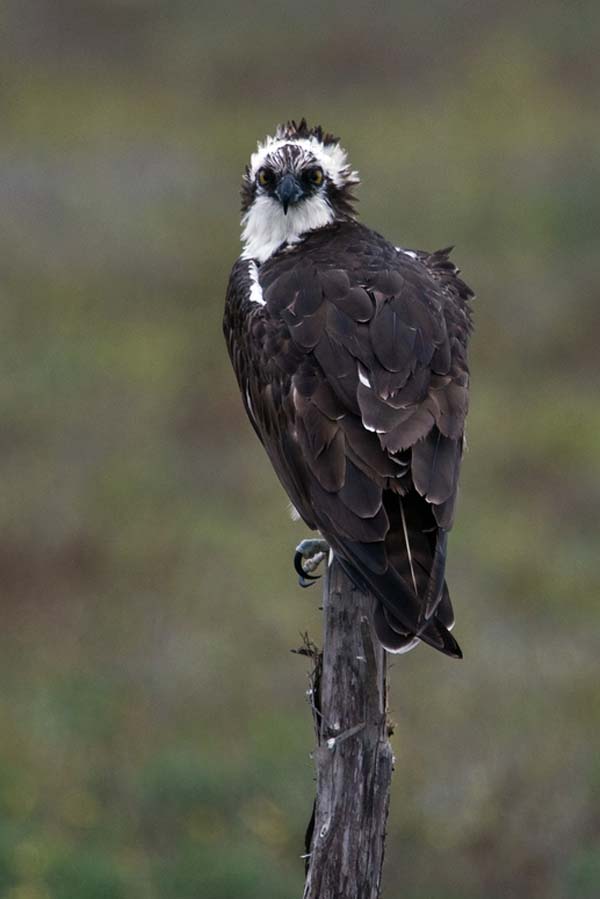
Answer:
xmin=294 ymin=549 xmax=321 ymax=584
xmin=293 ymin=538 xmax=329 ymax=589
xmin=298 ymin=574 xmax=320 ymax=588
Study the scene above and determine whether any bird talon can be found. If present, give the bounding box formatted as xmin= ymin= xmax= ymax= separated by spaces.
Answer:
xmin=294 ymin=538 xmax=329 ymax=587
xmin=298 ymin=574 xmax=319 ymax=588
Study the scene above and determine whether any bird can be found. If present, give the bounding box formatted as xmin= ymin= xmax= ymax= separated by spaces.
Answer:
xmin=223 ymin=119 xmax=473 ymax=658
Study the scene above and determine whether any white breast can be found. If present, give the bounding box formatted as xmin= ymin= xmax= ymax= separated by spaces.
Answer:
xmin=241 ymin=194 xmax=335 ymax=263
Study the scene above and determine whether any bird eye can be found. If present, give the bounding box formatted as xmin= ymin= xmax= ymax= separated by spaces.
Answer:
xmin=257 ymin=168 xmax=273 ymax=187
xmin=309 ymin=168 xmax=324 ymax=186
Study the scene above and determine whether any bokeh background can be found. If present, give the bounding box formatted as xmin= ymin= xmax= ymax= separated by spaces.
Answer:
xmin=3 ymin=2 xmax=600 ymax=897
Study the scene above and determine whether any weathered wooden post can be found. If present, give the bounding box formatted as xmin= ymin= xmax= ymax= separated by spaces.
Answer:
xmin=302 ymin=558 xmax=394 ymax=899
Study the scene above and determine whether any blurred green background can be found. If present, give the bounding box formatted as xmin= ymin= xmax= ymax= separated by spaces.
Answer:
xmin=2 ymin=1 xmax=600 ymax=897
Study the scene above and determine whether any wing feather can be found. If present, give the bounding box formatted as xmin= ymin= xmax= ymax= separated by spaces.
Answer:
xmin=224 ymin=222 xmax=473 ymax=658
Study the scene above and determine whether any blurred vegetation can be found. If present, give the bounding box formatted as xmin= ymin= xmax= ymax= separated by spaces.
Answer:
xmin=2 ymin=1 xmax=600 ymax=896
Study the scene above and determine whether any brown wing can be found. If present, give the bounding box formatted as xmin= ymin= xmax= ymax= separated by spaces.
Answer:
xmin=224 ymin=224 xmax=473 ymax=657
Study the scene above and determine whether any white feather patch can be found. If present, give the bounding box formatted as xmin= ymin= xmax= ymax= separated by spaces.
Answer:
xmin=364 ymin=423 xmax=386 ymax=434
xmin=242 ymin=194 xmax=334 ymax=264
xmin=250 ymin=135 xmax=358 ymax=189
xmin=247 ymin=260 xmax=265 ymax=305
xmin=395 ymin=246 xmax=418 ymax=260
xmin=386 ymin=636 xmax=421 ymax=655
xmin=357 ymin=364 xmax=371 ymax=388
xmin=244 ymin=385 xmax=257 ymax=426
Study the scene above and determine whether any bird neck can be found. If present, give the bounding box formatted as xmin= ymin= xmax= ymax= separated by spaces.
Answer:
xmin=241 ymin=194 xmax=337 ymax=263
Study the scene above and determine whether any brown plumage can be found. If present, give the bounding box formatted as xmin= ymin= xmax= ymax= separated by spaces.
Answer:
xmin=224 ymin=122 xmax=473 ymax=658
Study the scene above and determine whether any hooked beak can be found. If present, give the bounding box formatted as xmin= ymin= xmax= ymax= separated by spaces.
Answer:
xmin=276 ymin=173 xmax=304 ymax=214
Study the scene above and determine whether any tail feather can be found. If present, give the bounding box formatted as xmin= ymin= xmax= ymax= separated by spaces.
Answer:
xmin=326 ymin=488 xmax=462 ymax=660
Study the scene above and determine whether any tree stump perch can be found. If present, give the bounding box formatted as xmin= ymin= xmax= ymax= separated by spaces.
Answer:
xmin=302 ymin=558 xmax=394 ymax=899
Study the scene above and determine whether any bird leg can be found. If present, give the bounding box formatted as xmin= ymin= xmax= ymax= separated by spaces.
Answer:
xmin=294 ymin=538 xmax=329 ymax=588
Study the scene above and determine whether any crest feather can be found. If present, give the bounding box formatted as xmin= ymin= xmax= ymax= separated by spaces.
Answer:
xmin=275 ymin=118 xmax=340 ymax=147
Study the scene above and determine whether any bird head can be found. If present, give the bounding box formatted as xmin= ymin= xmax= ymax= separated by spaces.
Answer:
xmin=240 ymin=119 xmax=360 ymax=263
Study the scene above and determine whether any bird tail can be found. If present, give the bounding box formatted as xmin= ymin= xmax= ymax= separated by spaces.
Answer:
xmin=333 ymin=548 xmax=461 ymax=659
xmin=372 ymin=590 xmax=461 ymax=659
xmin=329 ymin=490 xmax=462 ymax=659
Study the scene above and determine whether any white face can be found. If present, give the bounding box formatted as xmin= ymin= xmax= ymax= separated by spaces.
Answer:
xmin=249 ymin=135 xmax=357 ymax=190
xmin=241 ymin=133 xmax=359 ymax=264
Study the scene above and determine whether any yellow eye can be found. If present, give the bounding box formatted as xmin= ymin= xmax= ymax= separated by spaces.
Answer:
xmin=310 ymin=168 xmax=324 ymax=186
xmin=257 ymin=168 xmax=273 ymax=187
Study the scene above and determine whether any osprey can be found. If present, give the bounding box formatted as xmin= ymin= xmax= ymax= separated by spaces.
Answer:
xmin=223 ymin=120 xmax=473 ymax=658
